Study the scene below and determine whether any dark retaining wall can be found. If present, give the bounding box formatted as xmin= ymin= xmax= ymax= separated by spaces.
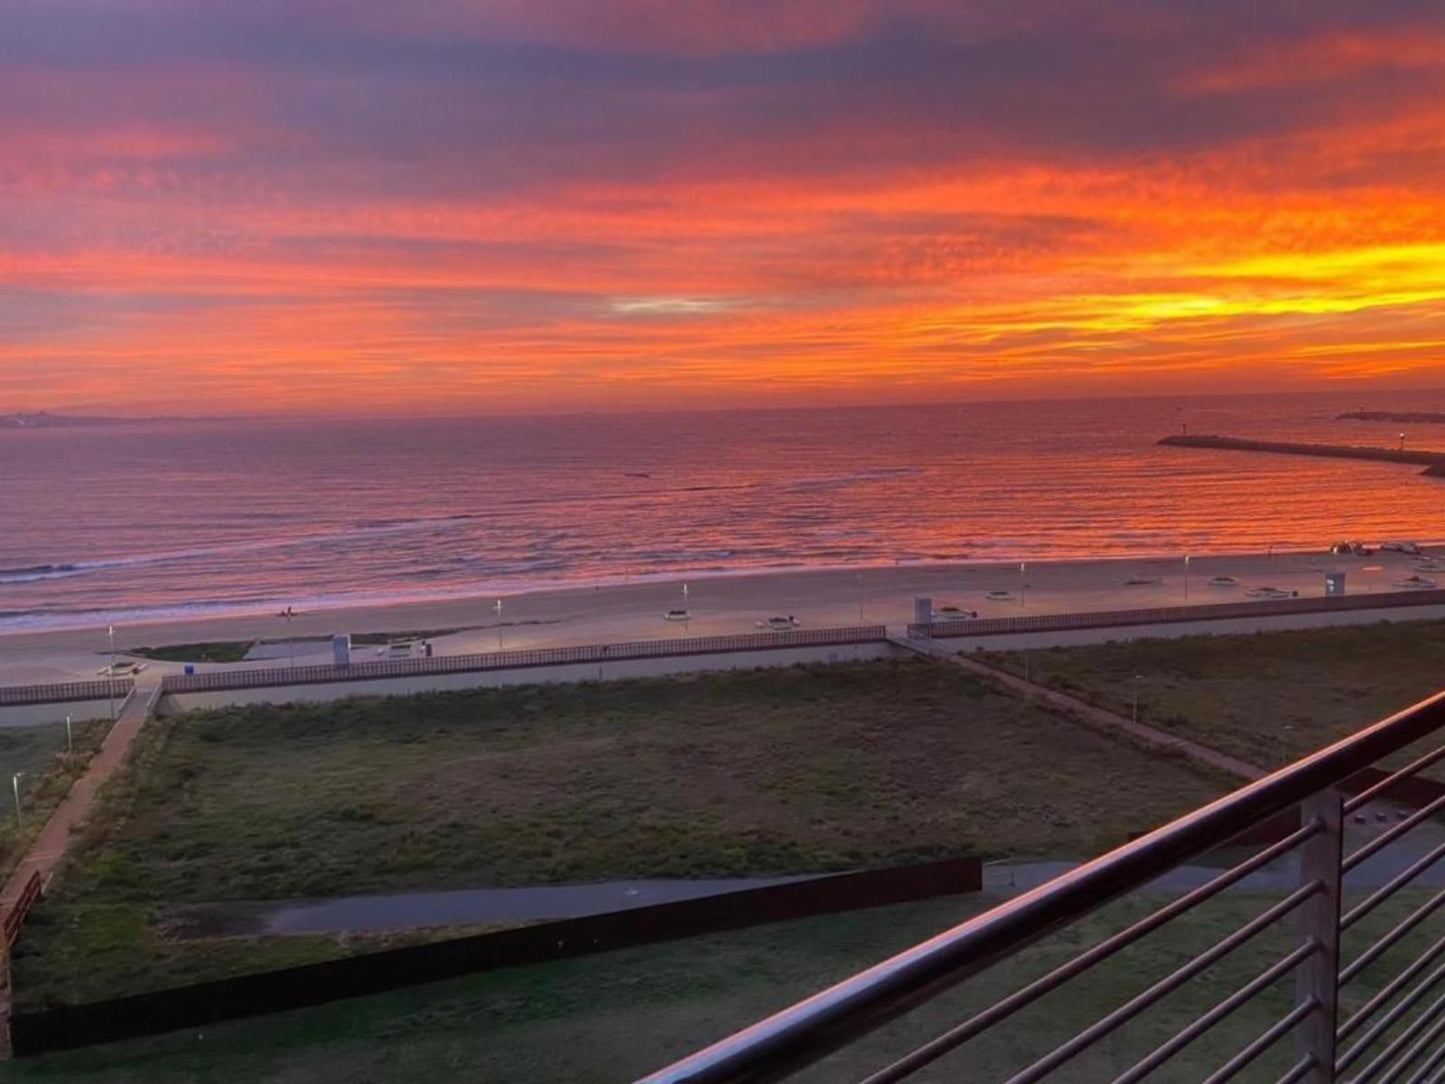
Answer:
xmin=11 ymin=856 xmax=982 ymax=1056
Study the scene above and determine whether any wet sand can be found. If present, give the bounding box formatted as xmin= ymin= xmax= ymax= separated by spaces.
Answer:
xmin=0 ymin=548 xmax=1438 ymax=685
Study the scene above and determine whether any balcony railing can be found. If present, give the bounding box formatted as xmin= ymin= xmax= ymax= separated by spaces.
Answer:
xmin=639 ymin=690 xmax=1445 ymax=1083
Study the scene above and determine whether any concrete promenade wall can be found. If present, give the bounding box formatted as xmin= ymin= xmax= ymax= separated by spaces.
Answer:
xmin=941 ymin=602 xmax=1445 ymax=653
xmin=161 ymin=640 xmax=903 ymax=713
xmin=0 ymin=697 xmax=119 ymax=730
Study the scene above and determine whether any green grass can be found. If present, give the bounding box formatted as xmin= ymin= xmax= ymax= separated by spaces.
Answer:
xmin=980 ymin=619 xmax=1445 ymax=770
xmin=0 ymin=718 xmax=109 ymax=879
xmin=59 ymin=660 xmax=1232 ymax=899
xmin=129 ymin=642 xmax=253 ymax=664
xmin=129 ymin=628 xmax=470 ymax=662
xmin=11 ymin=884 xmax=1442 ymax=1084
xmin=14 ymin=660 xmax=1231 ymax=1006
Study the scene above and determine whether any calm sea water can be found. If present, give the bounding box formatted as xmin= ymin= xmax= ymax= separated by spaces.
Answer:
xmin=4 ymin=391 xmax=1444 ymax=632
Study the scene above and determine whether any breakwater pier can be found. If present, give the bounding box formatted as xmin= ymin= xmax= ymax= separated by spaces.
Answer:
xmin=1159 ymin=434 xmax=1445 ymax=477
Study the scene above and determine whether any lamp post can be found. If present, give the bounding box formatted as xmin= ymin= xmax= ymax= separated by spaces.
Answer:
xmin=495 ymin=598 xmax=504 ymax=652
xmin=1131 ymin=674 xmax=1143 ymax=724
xmin=1184 ymin=553 xmax=1192 ymax=599
xmin=65 ymin=714 xmax=73 ymax=755
xmin=1400 ymin=432 xmax=1407 ymax=452
xmin=1019 ymin=562 xmax=1027 ymax=610
xmin=682 ymin=582 xmax=690 ymax=635
xmin=12 ymin=772 xmax=25 ymax=832
xmin=107 ymin=624 xmax=117 ymax=720
xmin=857 ymin=572 xmax=864 ymax=623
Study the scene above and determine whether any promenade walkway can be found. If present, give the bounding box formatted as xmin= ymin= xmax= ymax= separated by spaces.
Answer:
xmin=890 ymin=635 xmax=1264 ymax=782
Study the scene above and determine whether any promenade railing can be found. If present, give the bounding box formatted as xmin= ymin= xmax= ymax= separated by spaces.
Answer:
xmin=907 ymin=588 xmax=1445 ymax=640
xmin=160 ymin=625 xmax=890 ymax=694
xmin=0 ymin=678 xmax=133 ymax=708
xmin=641 ymin=689 xmax=1445 ymax=1083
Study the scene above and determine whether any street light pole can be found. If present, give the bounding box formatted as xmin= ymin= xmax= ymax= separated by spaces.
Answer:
xmin=1184 ymin=553 xmax=1191 ymax=599
xmin=12 ymin=772 xmax=24 ymax=832
xmin=1019 ymin=562 xmax=1027 ymax=610
xmin=107 ymin=624 xmax=117 ymax=720
xmin=66 ymin=714 xmax=73 ymax=755
xmin=495 ymin=598 xmax=504 ymax=652
xmin=682 ymin=582 xmax=690 ymax=636
xmin=1132 ymin=674 xmax=1143 ymax=723
xmin=857 ymin=572 xmax=864 ymax=623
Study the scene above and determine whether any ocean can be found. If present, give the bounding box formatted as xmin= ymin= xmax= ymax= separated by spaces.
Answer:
xmin=4 ymin=391 xmax=1444 ymax=633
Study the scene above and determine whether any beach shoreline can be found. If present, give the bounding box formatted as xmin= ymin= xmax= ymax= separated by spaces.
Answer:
xmin=1 ymin=546 xmax=1439 ymax=686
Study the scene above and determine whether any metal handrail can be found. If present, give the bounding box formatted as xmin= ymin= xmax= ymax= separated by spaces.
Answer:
xmin=0 ymin=678 xmax=133 ymax=707
xmin=906 ymin=588 xmax=1445 ymax=641
xmin=159 ymin=625 xmax=889 ymax=694
xmin=640 ymin=690 xmax=1445 ymax=1084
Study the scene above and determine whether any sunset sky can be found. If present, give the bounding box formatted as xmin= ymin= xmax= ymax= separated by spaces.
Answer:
xmin=3 ymin=1 xmax=1445 ymax=415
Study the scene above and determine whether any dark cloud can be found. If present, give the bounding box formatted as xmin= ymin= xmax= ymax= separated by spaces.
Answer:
xmin=3 ymin=0 xmax=1443 ymax=202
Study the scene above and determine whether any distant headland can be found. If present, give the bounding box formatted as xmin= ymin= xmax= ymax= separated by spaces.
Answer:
xmin=1338 ymin=411 xmax=1445 ymax=424
xmin=1 ymin=411 xmax=172 ymax=429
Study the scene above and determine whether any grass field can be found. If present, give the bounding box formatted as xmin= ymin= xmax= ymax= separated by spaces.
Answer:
xmin=12 ymin=882 xmax=1441 ymax=1084
xmin=14 ymin=659 xmax=1231 ymax=1007
xmin=980 ymin=619 xmax=1445 ymax=770
xmin=0 ymin=718 xmax=109 ymax=880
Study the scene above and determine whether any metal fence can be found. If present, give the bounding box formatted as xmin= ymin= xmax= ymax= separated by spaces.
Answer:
xmin=640 ymin=689 xmax=1445 ymax=1083
xmin=160 ymin=625 xmax=890 ymax=695
xmin=0 ymin=678 xmax=133 ymax=708
xmin=906 ymin=588 xmax=1445 ymax=640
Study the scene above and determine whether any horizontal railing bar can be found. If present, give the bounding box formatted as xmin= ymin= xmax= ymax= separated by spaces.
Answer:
xmin=1344 ymin=794 xmax=1445 ymax=874
xmin=1338 ymin=959 xmax=1445 ymax=1072
xmin=913 ymin=589 xmax=1445 ymax=644
xmin=857 ymin=821 xmax=1323 ymax=1084
xmin=1110 ymin=940 xmax=1319 ymax=1084
xmin=159 ymin=626 xmax=891 ymax=695
xmin=1406 ymin=1037 xmax=1445 ymax=1084
xmin=1202 ymin=998 xmax=1318 ymax=1084
xmin=1277 ymin=1054 xmax=1320 ymax=1084
xmin=1340 ymin=931 xmax=1445 ymax=1040
xmin=638 ymin=691 xmax=1445 ymax=1084
xmin=1345 ymin=745 xmax=1445 ymax=813
xmin=1342 ymin=840 xmax=1445 ymax=931
xmin=1350 ymin=991 xmax=1445 ymax=1084
xmin=1341 ymin=887 xmax=1445 ymax=987
xmin=1001 ymin=884 xmax=1322 ymax=1084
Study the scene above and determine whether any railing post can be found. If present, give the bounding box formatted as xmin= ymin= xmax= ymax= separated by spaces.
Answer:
xmin=1296 ymin=788 xmax=1344 ymax=1082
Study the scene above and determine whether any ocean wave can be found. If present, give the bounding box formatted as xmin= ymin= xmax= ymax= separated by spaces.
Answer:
xmin=0 ymin=563 xmax=84 ymax=584
xmin=779 ymin=467 xmax=922 ymax=493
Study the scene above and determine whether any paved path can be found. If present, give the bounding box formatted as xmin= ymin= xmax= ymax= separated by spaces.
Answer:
xmin=890 ymin=635 xmax=1264 ymax=782
xmin=0 ymin=676 xmax=161 ymax=913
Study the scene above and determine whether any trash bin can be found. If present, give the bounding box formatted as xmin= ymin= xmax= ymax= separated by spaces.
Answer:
xmin=184 ymin=664 xmax=196 ymax=676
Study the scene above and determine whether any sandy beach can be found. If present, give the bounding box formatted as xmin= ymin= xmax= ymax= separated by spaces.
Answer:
xmin=2 ymin=547 xmax=1440 ymax=686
